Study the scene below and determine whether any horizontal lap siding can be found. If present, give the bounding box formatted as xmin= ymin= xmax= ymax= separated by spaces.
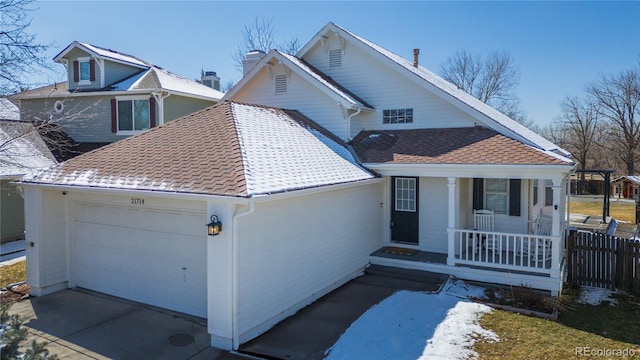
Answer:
xmin=302 ymin=41 xmax=476 ymax=139
xmin=419 ymin=178 xmax=448 ymax=253
xmin=103 ymin=61 xmax=142 ymax=87
xmin=22 ymin=97 xmax=122 ymax=143
xmin=236 ymin=182 xmax=383 ymax=339
xmin=163 ymin=95 xmax=216 ymax=123
xmin=1 ymin=181 xmax=25 ymax=242
xmin=232 ymin=68 xmax=348 ymax=140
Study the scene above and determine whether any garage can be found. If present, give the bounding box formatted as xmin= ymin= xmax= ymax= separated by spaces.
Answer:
xmin=73 ymin=200 xmax=207 ymax=318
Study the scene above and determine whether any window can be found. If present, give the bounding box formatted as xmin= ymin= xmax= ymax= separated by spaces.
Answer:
xmin=117 ymin=98 xmax=150 ymax=132
xmin=485 ymin=179 xmax=508 ymax=214
xmin=395 ymin=178 xmax=416 ymax=212
xmin=329 ymin=49 xmax=342 ymax=68
xmin=275 ymin=74 xmax=287 ymax=93
xmin=383 ymin=108 xmax=413 ymax=124
xmin=544 ymin=180 xmax=553 ymax=206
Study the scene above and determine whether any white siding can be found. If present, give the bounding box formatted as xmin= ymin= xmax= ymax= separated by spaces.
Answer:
xmin=302 ymin=39 xmax=476 ymax=138
xmin=418 ymin=177 xmax=448 ymax=253
xmin=25 ymin=188 xmax=68 ymax=295
xmin=235 ymin=182 xmax=383 ymax=342
xmin=231 ymin=66 xmax=348 ymax=140
xmin=465 ymin=179 xmax=528 ymax=233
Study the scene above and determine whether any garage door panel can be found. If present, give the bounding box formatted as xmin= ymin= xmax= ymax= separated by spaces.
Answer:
xmin=74 ymin=201 xmax=207 ymax=318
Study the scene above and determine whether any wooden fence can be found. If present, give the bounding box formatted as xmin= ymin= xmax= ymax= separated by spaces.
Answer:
xmin=567 ymin=230 xmax=640 ymax=294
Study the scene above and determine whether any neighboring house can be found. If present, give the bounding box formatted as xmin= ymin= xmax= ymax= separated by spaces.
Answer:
xmin=11 ymin=41 xmax=224 ymax=159
xmin=20 ymin=23 xmax=575 ymax=351
xmin=1 ymin=117 xmax=56 ymax=242
xmin=612 ymin=175 xmax=640 ymax=200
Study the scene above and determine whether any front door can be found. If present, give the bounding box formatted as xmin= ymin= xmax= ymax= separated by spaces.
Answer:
xmin=391 ymin=177 xmax=419 ymax=244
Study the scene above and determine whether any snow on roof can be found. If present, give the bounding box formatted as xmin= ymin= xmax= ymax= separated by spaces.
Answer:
xmin=78 ymin=42 xmax=149 ymax=68
xmin=276 ymin=51 xmax=373 ymax=109
xmin=232 ymin=102 xmax=374 ymax=195
xmin=612 ymin=175 xmax=640 ymax=185
xmin=0 ymin=122 xmax=57 ymax=178
xmin=0 ymin=99 xmax=20 ymax=121
xmin=109 ymin=70 xmax=148 ymax=91
xmin=318 ymin=23 xmax=569 ymax=156
xmin=153 ymin=68 xmax=224 ymax=100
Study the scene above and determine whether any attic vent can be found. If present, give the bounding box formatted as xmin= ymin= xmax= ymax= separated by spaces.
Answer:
xmin=275 ymin=74 xmax=287 ymax=93
xmin=329 ymin=49 xmax=342 ymax=68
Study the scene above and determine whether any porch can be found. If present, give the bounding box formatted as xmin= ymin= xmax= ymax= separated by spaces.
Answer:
xmin=370 ymin=226 xmax=566 ymax=294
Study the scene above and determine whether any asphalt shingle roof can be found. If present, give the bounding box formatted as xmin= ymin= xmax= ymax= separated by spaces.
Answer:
xmin=25 ymin=102 xmax=375 ymax=196
xmin=351 ymin=127 xmax=572 ymax=165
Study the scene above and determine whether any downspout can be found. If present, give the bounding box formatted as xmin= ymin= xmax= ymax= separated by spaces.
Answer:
xmin=152 ymin=90 xmax=171 ymax=125
xmin=346 ymin=107 xmax=362 ymax=142
xmin=231 ymin=198 xmax=255 ymax=350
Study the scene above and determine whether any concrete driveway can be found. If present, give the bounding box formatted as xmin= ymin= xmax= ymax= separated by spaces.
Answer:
xmin=7 ymin=289 xmax=245 ymax=360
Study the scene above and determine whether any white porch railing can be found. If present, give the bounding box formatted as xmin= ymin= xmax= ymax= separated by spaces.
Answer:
xmin=450 ymin=229 xmax=564 ymax=275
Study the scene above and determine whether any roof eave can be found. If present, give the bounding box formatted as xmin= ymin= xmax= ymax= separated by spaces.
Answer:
xmin=53 ymin=41 xmax=148 ymax=70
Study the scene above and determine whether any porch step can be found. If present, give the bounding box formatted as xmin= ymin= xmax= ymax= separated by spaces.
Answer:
xmin=363 ymin=265 xmax=449 ymax=292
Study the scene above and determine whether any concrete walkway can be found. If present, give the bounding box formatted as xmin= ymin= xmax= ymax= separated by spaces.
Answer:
xmin=8 ymin=289 xmax=247 ymax=360
xmin=239 ymin=265 xmax=449 ymax=360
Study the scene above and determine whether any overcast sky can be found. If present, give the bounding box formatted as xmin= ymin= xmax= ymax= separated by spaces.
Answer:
xmin=28 ymin=1 xmax=640 ymax=126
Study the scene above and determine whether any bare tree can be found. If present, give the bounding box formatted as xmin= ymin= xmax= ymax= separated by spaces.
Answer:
xmin=232 ymin=17 xmax=300 ymax=73
xmin=0 ymin=0 xmax=52 ymax=95
xmin=558 ymin=95 xmax=599 ymax=176
xmin=587 ymin=68 xmax=640 ymax=175
xmin=440 ymin=50 xmax=527 ymax=124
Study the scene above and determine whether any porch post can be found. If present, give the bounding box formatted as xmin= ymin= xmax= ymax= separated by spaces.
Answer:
xmin=550 ymin=177 xmax=563 ymax=275
xmin=447 ymin=177 xmax=456 ymax=266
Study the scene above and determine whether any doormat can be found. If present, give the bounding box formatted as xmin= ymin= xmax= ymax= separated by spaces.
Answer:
xmin=383 ymin=246 xmax=417 ymax=256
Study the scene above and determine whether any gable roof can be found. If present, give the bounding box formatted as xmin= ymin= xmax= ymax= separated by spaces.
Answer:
xmin=224 ymin=50 xmax=373 ymax=111
xmin=352 ymin=127 xmax=572 ymax=166
xmin=0 ymin=98 xmax=20 ymax=121
xmin=612 ymin=175 xmax=640 ymax=185
xmin=23 ymin=101 xmax=375 ymax=196
xmin=298 ymin=22 xmax=570 ymax=157
xmin=111 ymin=67 xmax=225 ymax=100
xmin=0 ymin=121 xmax=57 ymax=178
xmin=53 ymin=41 xmax=149 ymax=68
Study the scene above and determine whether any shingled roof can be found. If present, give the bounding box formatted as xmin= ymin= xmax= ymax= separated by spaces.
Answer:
xmin=23 ymin=101 xmax=375 ymax=196
xmin=351 ymin=127 xmax=573 ymax=165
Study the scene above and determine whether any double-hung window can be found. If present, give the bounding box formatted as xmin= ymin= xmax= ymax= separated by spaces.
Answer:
xmin=116 ymin=97 xmax=150 ymax=134
xmin=485 ymin=178 xmax=508 ymax=214
xmin=77 ymin=57 xmax=91 ymax=84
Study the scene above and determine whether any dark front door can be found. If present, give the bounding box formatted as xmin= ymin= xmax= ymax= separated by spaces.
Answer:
xmin=391 ymin=177 xmax=419 ymax=244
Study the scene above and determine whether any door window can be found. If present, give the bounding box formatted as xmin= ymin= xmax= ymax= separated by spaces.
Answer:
xmin=395 ymin=178 xmax=416 ymax=212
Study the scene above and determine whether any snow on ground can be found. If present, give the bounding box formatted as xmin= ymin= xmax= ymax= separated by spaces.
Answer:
xmin=325 ymin=279 xmax=497 ymax=360
xmin=577 ymin=286 xmax=616 ymax=306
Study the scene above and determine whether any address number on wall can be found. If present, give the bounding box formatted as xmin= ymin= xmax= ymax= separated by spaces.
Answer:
xmin=131 ymin=198 xmax=145 ymax=205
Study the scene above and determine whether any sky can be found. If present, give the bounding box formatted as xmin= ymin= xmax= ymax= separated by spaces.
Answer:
xmin=26 ymin=1 xmax=640 ymax=126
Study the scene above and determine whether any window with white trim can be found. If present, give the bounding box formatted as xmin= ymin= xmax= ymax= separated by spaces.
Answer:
xmin=78 ymin=57 xmax=91 ymax=83
xmin=383 ymin=108 xmax=413 ymax=124
xmin=117 ymin=97 xmax=150 ymax=133
xmin=275 ymin=74 xmax=287 ymax=93
xmin=395 ymin=178 xmax=416 ymax=212
xmin=485 ymin=178 xmax=508 ymax=214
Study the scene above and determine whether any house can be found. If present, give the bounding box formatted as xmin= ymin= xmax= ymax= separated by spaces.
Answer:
xmin=1 ymin=114 xmax=57 ymax=242
xmin=11 ymin=41 xmax=224 ymax=160
xmin=19 ymin=23 xmax=575 ymax=351
xmin=612 ymin=175 xmax=640 ymax=200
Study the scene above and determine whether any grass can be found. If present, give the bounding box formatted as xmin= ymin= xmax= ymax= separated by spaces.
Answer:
xmin=0 ymin=260 xmax=26 ymax=288
xmin=475 ymin=286 xmax=640 ymax=359
xmin=570 ymin=200 xmax=636 ymax=223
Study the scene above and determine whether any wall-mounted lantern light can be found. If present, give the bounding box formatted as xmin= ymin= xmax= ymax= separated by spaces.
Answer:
xmin=207 ymin=215 xmax=222 ymax=236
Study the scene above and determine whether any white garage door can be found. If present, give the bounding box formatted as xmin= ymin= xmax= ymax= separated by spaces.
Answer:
xmin=73 ymin=201 xmax=207 ymax=318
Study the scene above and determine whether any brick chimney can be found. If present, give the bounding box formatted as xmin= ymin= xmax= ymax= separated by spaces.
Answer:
xmin=413 ymin=49 xmax=420 ymax=68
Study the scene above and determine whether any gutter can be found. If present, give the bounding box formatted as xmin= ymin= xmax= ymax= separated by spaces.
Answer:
xmin=231 ymin=198 xmax=256 ymax=350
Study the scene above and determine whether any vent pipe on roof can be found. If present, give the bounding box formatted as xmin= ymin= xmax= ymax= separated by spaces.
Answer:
xmin=413 ymin=49 xmax=420 ymax=68
xmin=242 ymin=50 xmax=267 ymax=76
